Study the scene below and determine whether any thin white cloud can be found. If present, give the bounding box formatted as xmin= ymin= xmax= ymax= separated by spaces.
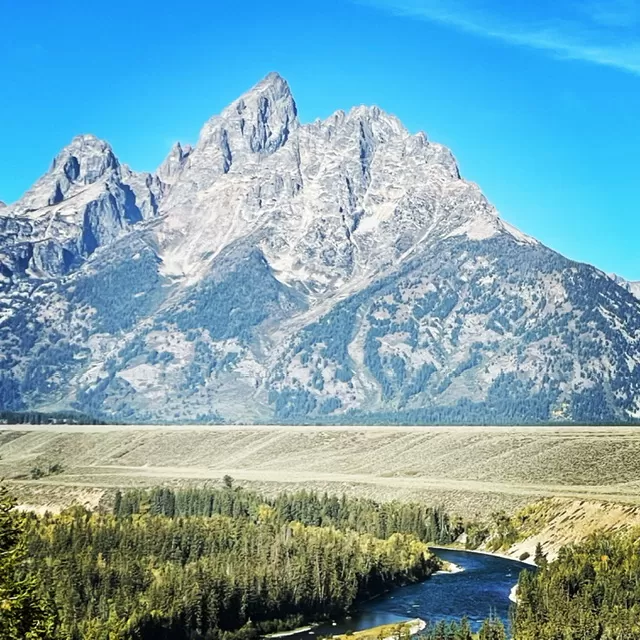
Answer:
xmin=358 ymin=0 xmax=640 ymax=75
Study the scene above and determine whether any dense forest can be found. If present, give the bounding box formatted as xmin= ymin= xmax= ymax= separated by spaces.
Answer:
xmin=22 ymin=509 xmax=435 ymax=639
xmin=421 ymin=617 xmax=506 ymax=640
xmin=5 ymin=484 xmax=454 ymax=640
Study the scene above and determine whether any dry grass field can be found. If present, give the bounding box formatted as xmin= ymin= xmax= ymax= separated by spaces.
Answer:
xmin=2 ymin=424 xmax=640 ymax=521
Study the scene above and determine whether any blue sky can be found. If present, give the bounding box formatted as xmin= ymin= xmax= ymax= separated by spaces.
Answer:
xmin=1 ymin=0 xmax=639 ymax=279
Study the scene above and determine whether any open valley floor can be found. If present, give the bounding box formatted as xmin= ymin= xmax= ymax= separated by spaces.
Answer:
xmin=4 ymin=425 xmax=640 ymax=525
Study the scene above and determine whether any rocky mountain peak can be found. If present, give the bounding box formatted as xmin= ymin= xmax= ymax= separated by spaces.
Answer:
xmin=2 ymin=72 xmax=640 ymax=426
xmin=11 ymin=134 xmax=120 ymax=213
xmin=157 ymin=141 xmax=193 ymax=186
xmin=159 ymin=73 xmax=300 ymax=212
xmin=221 ymin=71 xmax=297 ymax=121
xmin=50 ymin=134 xmax=119 ymax=188
xmin=0 ymin=132 xmax=164 ymax=280
xmin=158 ymin=74 xmax=499 ymax=288
xmin=200 ymin=72 xmax=299 ymax=158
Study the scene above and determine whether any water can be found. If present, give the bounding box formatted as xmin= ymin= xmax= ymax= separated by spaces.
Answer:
xmin=282 ymin=548 xmax=534 ymax=638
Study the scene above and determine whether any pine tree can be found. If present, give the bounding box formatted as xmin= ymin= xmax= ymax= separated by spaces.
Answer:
xmin=455 ymin=616 xmax=473 ymax=640
xmin=477 ymin=615 xmax=506 ymax=640
xmin=534 ymin=542 xmax=547 ymax=568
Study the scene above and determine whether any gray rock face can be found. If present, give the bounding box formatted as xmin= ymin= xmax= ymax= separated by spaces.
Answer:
xmin=158 ymin=73 xmax=520 ymax=297
xmin=157 ymin=142 xmax=192 ymax=186
xmin=0 ymin=135 xmax=163 ymax=278
xmin=1 ymin=73 xmax=639 ymax=424
xmin=15 ymin=135 xmax=120 ymax=212
xmin=612 ymin=275 xmax=640 ymax=301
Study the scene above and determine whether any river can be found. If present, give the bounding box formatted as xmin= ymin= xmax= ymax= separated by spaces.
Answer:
xmin=280 ymin=548 xmax=534 ymax=638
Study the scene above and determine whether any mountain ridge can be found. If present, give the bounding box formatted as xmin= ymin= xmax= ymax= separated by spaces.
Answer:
xmin=1 ymin=73 xmax=639 ymax=424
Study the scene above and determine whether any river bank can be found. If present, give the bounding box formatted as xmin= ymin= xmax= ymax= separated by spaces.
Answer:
xmin=429 ymin=544 xmax=537 ymax=567
xmin=265 ymin=626 xmax=315 ymax=638
xmin=333 ymin=619 xmax=427 ymax=640
xmin=264 ymin=617 xmax=429 ymax=640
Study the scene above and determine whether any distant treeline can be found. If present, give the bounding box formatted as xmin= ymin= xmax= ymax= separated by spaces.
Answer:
xmin=114 ymin=485 xmax=462 ymax=545
xmin=0 ymin=409 xmax=105 ymax=425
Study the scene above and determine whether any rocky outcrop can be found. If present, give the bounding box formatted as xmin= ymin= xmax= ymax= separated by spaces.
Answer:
xmin=157 ymin=142 xmax=192 ymax=187
xmin=0 ymin=135 xmax=163 ymax=278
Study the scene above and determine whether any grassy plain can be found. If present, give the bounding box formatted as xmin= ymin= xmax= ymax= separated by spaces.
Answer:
xmin=2 ymin=424 xmax=640 ymax=522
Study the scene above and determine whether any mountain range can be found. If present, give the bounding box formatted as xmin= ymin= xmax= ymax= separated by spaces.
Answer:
xmin=1 ymin=73 xmax=639 ymax=424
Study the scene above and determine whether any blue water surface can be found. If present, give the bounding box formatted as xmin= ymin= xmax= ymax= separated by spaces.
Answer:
xmin=285 ymin=548 xmax=534 ymax=638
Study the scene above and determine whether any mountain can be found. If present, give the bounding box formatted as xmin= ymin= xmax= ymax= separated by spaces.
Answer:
xmin=0 ymin=134 xmax=162 ymax=278
xmin=1 ymin=73 xmax=639 ymax=424
xmin=611 ymin=275 xmax=640 ymax=301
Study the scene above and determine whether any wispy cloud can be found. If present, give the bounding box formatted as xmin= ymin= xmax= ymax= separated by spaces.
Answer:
xmin=358 ymin=0 xmax=640 ymax=75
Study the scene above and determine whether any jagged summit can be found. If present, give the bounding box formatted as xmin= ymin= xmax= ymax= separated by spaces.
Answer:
xmin=0 ymin=73 xmax=534 ymax=287
xmin=8 ymin=134 xmax=119 ymax=214
xmin=201 ymin=71 xmax=299 ymax=155
xmin=157 ymin=141 xmax=192 ymax=186
xmin=53 ymin=134 xmax=118 ymax=178
xmin=220 ymin=72 xmax=297 ymax=122
xmin=221 ymin=71 xmax=296 ymax=112
xmin=156 ymin=73 xmax=514 ymax=288
xmin=0 ymin=133 xmax=162 ymax=278
xmin=51 ymin=134 xmax=117 ymax=169
xmin=156 ymin=74 xmax=300 ymax=214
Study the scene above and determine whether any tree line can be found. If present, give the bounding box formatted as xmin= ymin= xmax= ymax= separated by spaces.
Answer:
xmin=5 ymin=481 xmax=640 ymax=639
xmin=0 ymin=410 xmax=104 ymax=425
xmin=113 ymin=485 xmax=461 ymax=546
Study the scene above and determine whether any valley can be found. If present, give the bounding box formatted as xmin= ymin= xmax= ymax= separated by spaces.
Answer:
xmin=5 ymin=424 xmax=640 ymax=555
xmin=1 ymin=70 xmax=639 ymax=640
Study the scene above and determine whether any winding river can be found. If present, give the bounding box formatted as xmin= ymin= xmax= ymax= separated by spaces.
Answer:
xmin=283 ymin=548 xmax=534 ymax=638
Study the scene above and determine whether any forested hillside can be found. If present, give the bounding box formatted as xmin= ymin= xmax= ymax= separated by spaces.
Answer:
xmin=22 ymin=510 xmax=435 ymax=639
xmin=514 ymin=530 xmax=640 ymax=638
xmin=5 ymin=483 xmax=640 ymax=639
